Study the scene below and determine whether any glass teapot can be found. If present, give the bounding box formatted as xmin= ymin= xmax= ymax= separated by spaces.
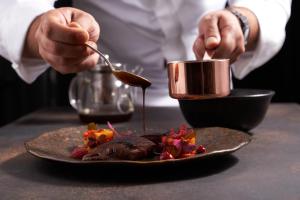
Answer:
xmin=69 ymin=57 xmax=140 ymax=123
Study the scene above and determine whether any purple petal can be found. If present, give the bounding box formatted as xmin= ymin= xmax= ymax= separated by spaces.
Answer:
xmin=182 ymin=143 xmax=196 ymax=153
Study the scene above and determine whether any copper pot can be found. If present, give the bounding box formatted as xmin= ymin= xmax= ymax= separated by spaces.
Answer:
xmin=167 ymin=59 xmax=230 ymax=99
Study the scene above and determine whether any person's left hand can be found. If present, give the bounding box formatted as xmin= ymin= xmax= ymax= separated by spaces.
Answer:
xmin=193 ymin=9 xmax=246 ymax=63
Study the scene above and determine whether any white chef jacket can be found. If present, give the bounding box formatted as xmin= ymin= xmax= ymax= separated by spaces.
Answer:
xmin=0 ymin=0 xmax=291 ymax=106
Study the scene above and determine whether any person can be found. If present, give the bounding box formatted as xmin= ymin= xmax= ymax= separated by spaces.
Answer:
xmin=0 ymin=0 xmax=292 ymax=106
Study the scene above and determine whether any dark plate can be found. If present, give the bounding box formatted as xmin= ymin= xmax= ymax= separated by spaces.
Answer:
xmin=24 ymin=126 xmax=251 ymax=166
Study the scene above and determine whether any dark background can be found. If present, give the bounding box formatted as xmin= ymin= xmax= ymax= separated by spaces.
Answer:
xmin=0 ymin=1 xmax=299 ymax=126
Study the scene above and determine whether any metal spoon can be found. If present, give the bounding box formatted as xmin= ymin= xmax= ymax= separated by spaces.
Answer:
xmin=85 ymin=43 xmax=151 ymax=88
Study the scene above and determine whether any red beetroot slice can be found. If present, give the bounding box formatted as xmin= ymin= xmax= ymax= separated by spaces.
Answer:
xmin=71 ymin=147 xmax=88 ymax=159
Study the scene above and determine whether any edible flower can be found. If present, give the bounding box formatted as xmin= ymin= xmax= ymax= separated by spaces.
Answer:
xmin=160 ymin=124 xmax=206 ymax=160
xmin=71 ymin=122 xmax=115 ymax=159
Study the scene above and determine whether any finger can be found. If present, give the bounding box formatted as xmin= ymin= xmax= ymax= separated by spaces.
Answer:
xmin=232 ymin=34 xmax=246 ymax=58
xmin=193 ymin=36 xmax=206 ymax=60
xmin=230 ymin=34 xmax=245 ymax=63
xmin=85 ymin=40 xmax=98 ymax=50
xmin=56 ymin=52 xmax=99 ymax=73
xmin=229 ymin=45 xmax=245 ymax=64
xmin=200 ymin=15 xmax=221 ymax=50
xmin=212 ymin=27 xmax=236 ymax=59
xmin=40 ymin=14 xmax=89 ymax=45
xmin=65 ymin=22 xmax=99 ymax=55
xmin=205 ymin=36 xmax=220 ymax=50
xmin=39 ymin=47 xmax=88 ymax=73
xmin=213 ymin=42 xmax=235 ymax=59
xmin=40 ymin=43 xmax=99 ymax=74
xmin=38 ymin=33 xmax=93 ymax=58
xmin=229 ymin=48 xmax=240 ymax=64
xmin=69 ymin=21 xmax=81 ymax=28
xmin=71 ymin=13 xmax=100 ymax=42
xmin=77 ymin=52 xmax=100 ymax=71
xmin=206 ymin=49 xmax=215 ymax=58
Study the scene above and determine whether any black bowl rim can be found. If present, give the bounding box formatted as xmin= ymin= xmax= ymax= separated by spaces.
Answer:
xmin=179 ymin=89 xmax=275 ymax=101
xmin=227 ymin=89 xmax=275 ymax=98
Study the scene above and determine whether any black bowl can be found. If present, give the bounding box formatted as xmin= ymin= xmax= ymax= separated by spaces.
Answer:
xmin=179 ymin=89 xmax=274 ymax=132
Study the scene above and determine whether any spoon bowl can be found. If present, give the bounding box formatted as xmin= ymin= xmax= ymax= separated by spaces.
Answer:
xmin=113 ymin=70 xmax=151 ymax=88
xmin=85 ymin=43 xmax=151 ymax=88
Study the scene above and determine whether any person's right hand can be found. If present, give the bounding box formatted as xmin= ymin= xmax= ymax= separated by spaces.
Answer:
xmin=23 ymin=7 xmax=100 ymax=74
xmin=193 ymin=7 xmax=259 ymax=64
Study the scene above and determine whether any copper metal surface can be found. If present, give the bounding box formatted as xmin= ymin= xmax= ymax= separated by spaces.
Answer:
xmin=167 ymin=59 xmax=230 ymax=99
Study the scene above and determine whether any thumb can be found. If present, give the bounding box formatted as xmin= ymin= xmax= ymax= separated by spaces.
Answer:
xmin=70 ymin=13 xmax=100 ymax=43
xmin=69 ymin=21 xmax=82 ymax=28
xmin=202 ymin=18 xmax=221 ymax=50
xmin=42 ymin=15 xmax=89 ymax=44
xmin=69 ymin=22 xmax=89 ymax=41
xmin=205 ymin=36 xmax=220 ymax=50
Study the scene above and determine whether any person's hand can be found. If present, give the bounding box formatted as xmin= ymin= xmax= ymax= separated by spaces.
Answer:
xmin=23 ymin=7 xmax=100 ymax=74
xmin=193 ymin=7 xmax=259 ymax=63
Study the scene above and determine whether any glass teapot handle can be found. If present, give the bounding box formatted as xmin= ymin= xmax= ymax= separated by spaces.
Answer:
xmin=68 ymin=76 xmax=79 ymax=110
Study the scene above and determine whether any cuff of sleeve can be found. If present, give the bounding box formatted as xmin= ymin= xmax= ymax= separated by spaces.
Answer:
xmin=229 ymin=0 xmax=290 ymax=79
xmin=0 ymin=1 xmax=54 ymax=83
xmin=12 ymin=58 xmax=50 ymax=84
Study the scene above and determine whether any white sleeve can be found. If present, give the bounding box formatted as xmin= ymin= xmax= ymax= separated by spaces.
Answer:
xmin=227 ymin=0 xmax=292 ymax=79
xmin=0 ymin=0 xmax=55 ymax=83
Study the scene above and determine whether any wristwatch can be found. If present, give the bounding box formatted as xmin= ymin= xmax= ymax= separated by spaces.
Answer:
xmin=227 ymin=8 xmax=250 ymax=46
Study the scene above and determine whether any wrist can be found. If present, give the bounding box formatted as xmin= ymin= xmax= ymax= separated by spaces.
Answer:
xmin=22 ymin=14 xmax=42 ymax=58
xmin=226 ymin=6 xmax=259 ymax=51
xmin=226 ymin=8 xmax=250 ymax=46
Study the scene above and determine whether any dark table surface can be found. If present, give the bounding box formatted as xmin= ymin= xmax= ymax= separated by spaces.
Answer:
xmin=0 ymin=104 xmax=300 ymax=200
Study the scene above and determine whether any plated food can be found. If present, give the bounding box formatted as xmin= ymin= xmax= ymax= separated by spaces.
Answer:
xmin=70 ymin=123 xmax=206 ymax=161
xmin=25 ymin=125 xmax=251 ymax=165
